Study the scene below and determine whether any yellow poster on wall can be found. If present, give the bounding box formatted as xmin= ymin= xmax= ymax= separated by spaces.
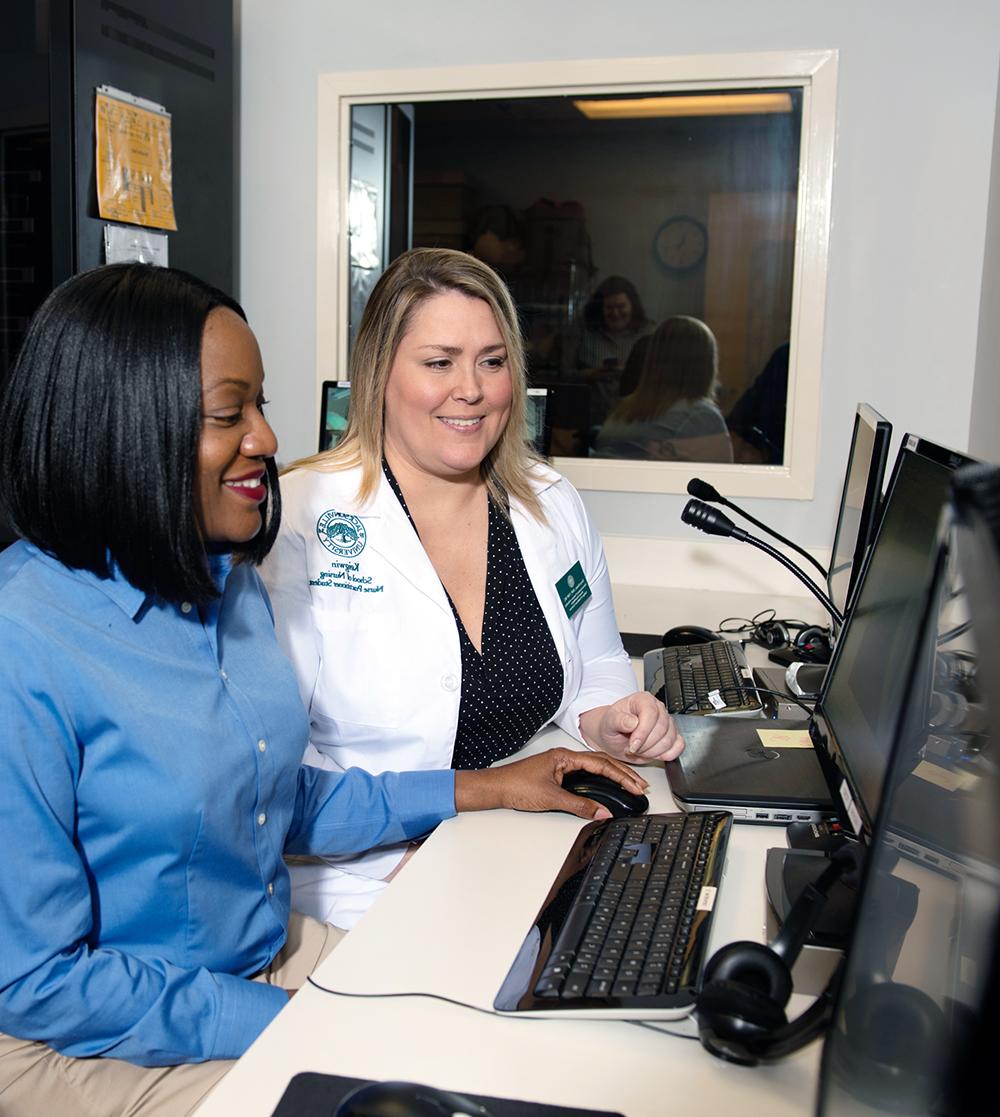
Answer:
xmin=95 ymin=86 xmax=177 ymax=231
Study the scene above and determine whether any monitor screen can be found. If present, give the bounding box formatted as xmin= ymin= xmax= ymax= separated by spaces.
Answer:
xmin=827 ymin=404 xmax=891 ymax=625
xmin=526 ymin=387 xmax=552 ymax=457
xmin=319 ymin=380 xmax=351 ymax=452
xmin=814 ymin=435 xmax=975 ymax=842
xmin=817 ymin=464 xmax=1000 ymax=1117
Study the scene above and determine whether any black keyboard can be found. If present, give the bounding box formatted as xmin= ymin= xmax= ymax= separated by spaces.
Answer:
xmin=644 ymin=640 xmax=764 ymax=715
xmin=494 ymin=810 xmax=732 ymax=1017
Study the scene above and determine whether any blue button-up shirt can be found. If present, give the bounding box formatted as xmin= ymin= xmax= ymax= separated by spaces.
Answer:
xmin=0 ymin=542 xmax=455 ymax=1066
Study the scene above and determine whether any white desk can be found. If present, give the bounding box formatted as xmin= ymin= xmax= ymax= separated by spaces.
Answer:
xmin=196 ymin=718 xmax=824 ymax=1117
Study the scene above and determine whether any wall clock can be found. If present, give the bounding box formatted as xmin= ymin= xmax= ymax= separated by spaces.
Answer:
xmin=654 ymin=216 xmax=708 ymax=273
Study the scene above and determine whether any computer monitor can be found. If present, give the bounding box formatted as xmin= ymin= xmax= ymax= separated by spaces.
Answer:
xmin=319 ymin=380 xmax=352 ymax=453
xmin=320 ymin=379 xmax=554 ymax=457
xmin=812 ymin=435 xmax=976 ymax=844
xmin=526 ymin=387 xmax=553 ymax=457
xmin=816 ymin=462 xmax=1000 ymax=1117
xmin=827 ymin=403 xmax=891 ymax=626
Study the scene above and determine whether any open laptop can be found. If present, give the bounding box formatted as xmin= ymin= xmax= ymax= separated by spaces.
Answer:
xmin=665 ymin=435 xmax=975 ymax=824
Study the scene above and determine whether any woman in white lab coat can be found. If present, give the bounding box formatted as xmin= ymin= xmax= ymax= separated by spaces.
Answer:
xmin=262 ymin=249 xmax=683 ymax=928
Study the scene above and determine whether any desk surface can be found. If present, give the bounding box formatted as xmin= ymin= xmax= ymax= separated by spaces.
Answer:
xmin=196 ymin=717 xmax=824 ymax=1117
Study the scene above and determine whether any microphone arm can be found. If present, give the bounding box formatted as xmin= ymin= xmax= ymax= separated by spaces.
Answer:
xmin=687 ymin=477 xmax=828 ymax=581
xmin=682 ymin=499 xmax=845 ymax=629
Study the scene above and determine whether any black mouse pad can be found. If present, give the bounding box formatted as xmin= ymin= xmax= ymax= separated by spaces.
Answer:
xmin=269 ymin=1071 xmax=624 ymax=1117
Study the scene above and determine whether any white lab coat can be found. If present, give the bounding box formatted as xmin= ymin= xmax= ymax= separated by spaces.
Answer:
xmin=261 ymin=462 xmax=635 ymax=927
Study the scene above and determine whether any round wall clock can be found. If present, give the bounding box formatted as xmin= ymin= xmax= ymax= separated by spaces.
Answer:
xmin=654 ymin=216 xmax=708 ymax=273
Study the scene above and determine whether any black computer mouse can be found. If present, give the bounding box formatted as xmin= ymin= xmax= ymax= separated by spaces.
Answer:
xmin=334 ymin=1080 xmax=494 ymax=1117
xmin=662 ymin=624 xmax=717 ymax=647
xmin=561 ymin=770 xmax=649 ymax=818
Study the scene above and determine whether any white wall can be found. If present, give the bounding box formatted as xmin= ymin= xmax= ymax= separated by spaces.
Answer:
xmin=239 ymin=0 xmax=1000 ymax=552
xmin=970 ymin=55 xmax=1000 ymax=465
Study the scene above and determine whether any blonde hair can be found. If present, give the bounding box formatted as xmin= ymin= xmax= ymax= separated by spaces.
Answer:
xmin=289 ymin=248 xmax=543 ymax=518
xmin=610 ymin=315 xmax=719 ymax=425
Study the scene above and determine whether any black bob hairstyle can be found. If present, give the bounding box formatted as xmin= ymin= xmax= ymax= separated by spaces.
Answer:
xmin=0 ymin=262 xmax=281 ymax=604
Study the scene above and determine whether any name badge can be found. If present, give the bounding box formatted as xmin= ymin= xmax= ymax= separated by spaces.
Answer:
xmin=556 ymin=561 xmax=592 ymax=619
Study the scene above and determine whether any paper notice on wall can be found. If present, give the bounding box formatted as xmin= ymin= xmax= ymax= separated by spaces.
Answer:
xmin=104 ymin=224 xmax=169 ymax=266
xmin=95 ymin=86 xmax=178 ymax=230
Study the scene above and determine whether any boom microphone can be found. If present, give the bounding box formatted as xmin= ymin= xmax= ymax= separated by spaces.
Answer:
xmin=687 ymin=477 xmax=828 ymax=581
xmin=682 ymin=499 xmax=845 ymax=629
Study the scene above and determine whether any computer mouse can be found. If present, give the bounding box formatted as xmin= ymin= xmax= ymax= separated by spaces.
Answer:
xmin=334 ymin=1080 xmax=494 ymax=1117
xmin=662 ymin=624 xmax=717 ymax=647
xmin=561 ymin=770 xmax=649 ymax=818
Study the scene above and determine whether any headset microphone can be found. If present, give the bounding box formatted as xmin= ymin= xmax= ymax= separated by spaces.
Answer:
xmin=686 ymin=476 xmax=828 ymax=581
xmin=681 ymin=499 xmax=845 ymax=629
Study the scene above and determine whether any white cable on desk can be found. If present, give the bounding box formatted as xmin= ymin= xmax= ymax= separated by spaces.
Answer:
xmin=305 ymin=978 xmax=700 ymax=1042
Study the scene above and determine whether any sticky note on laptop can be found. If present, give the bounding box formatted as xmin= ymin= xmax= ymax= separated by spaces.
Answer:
xmin=756 ymin=728 xmax=813 ymax=749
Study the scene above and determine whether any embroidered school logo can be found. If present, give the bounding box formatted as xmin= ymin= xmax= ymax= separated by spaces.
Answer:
xmin=316 ymin=510 xmax=367 ymax=558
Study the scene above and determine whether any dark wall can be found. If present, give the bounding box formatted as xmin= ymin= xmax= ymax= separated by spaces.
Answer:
xmin=0 ymin=0 xmax=237 ymax=549
xmin=72 ymin=0 xmax=238 ymax=294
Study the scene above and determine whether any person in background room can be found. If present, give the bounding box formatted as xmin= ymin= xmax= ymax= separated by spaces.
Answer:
xmin=594 ymin=315 xmax=733 ymax=463
xmin=575 ymin=274 xmax=656 ymax=429
xmin=0 ymin=262 xmax=648 ymax=1116
xmin=261 ymin=248 xmax=684 ymax=930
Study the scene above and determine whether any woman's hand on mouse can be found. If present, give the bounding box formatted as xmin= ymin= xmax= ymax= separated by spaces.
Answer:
xmin=579 ymin=691 xmax=685 ymax=763
xmin=454 ymin=748 xmax=648 ymax=820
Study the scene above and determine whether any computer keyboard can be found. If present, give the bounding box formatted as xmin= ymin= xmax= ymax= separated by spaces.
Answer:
xmin=494 ymin=810 xmax=732 ymax=1018
xmin=644 ymin=639 xmax=764 ymax=716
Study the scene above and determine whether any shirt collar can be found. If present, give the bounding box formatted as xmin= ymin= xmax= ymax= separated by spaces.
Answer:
xmin=26 ymin=544 xmax=234 ymax=620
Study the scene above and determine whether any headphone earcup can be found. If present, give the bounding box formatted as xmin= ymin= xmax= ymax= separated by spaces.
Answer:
xmin=756 ymin=620 xmax=790 ymax=650
xmin=796 ymin=625 xmax=832 ymax=659
xmin=703 ymin=940 xmax=794 ymax=1008
xmin=831 ymin=983 xmax=949 ymax=1109
xmin=697 ymin=979 xmax=790 ymax=1064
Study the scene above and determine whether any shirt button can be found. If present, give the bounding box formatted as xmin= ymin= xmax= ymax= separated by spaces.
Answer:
xmin=442 ymin=673 xmax=459 ymax=692
xmin=258 ymin=739 xmax=267 ymax=753
xmin=267 ymin=882 xmax=274 ymax=896
xmin=257 ymin=811 xmax=267 ymax=826
xmin=220 ymin=669 xmax=228 ymax=681
xmin=180 ymin=601 xmax=192 ymax=614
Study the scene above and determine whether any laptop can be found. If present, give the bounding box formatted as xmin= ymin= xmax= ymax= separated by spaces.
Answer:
xmin=665 ymin=435 xmax=975 ymax=825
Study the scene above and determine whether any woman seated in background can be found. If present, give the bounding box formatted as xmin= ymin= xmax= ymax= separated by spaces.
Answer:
xmin=262 ymin=248 xmax=683 ymax=929
xmin=0 ymin=263 xmax=647 ymax=1117
xmin=594 ymin=315 xmax=733 ymax=462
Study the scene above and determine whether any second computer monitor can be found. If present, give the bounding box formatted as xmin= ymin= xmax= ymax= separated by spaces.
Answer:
xmin=813 ymin=434 xmax=975 ymax=843
xmin=827 ymin=403 xmax=892 ymax=625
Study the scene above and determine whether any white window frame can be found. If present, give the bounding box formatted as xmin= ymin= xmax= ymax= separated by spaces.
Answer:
xmin=316 ymin=50 xmax=837 ymax=499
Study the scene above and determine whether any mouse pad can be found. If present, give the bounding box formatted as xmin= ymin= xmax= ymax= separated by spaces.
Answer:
xmin=269 ymin=1071 xmax=624 ymax=1117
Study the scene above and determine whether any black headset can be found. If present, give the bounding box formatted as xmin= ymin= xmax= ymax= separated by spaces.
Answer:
xmin=720 ymin=611 xmax=833 ymax=661
xmin=696 ymin=848 xmax=857 ymax=1065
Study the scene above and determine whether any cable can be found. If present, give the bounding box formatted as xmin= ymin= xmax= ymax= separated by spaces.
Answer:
xmin=306 ymin=978 xmax=702 ymax=1039
xmin=306 ymin=978 xmax=516 ymax=1019
xmin=627 ymin=1019 xmax=701 ymax=1041
xmin=717 ymin=609 xmax=816 ymax=638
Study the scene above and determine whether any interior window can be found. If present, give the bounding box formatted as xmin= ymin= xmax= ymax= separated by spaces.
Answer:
xmin=324 ymin=51 xmax=836 ymax=498
xmin=352 ymin=89 xmax=801 ymax=466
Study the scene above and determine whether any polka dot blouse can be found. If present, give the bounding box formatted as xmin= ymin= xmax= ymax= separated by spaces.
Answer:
xmin=383 ymin=461 xmax=564 ymax=769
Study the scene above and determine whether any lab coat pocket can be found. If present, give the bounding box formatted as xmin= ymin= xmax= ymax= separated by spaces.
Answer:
xmin=310 ymin=612 xmax=410 ymax=731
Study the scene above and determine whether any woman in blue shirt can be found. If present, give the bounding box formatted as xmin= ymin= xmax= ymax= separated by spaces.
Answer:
xmin=0 ymin=263 xmax=646 ymax=1116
